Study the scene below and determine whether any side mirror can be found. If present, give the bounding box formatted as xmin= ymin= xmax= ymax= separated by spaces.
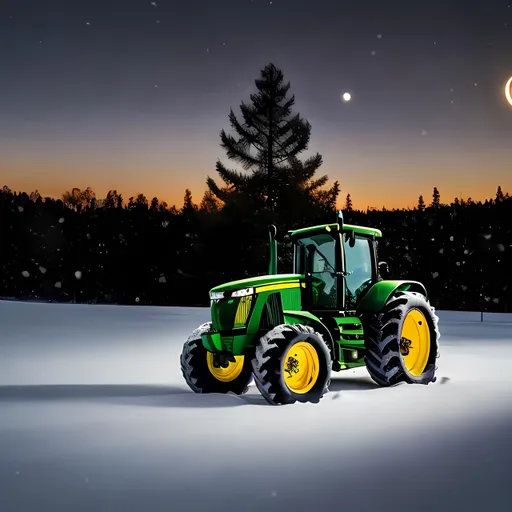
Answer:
xmin=378 ymin=261 xmax=390 ymax=280
xmin=343 ymin=230 xmax=356 ymax=247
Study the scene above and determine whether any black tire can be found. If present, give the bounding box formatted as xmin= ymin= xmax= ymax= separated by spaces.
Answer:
xmin=251 ymin=324 xmax=331 ymax=405
xmin=362 ymin=291 xmax=440 ymax=386
xmin=180 ymin=322 xmax=253 ymax=394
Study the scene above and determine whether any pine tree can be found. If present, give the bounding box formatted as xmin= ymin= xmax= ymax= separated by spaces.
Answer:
xmin=417 ymin=195 xmax=425 ymax=211
xmin=345 ymin=193 xmax=353 ymax=212
xmin=182 ymin=189 xmax=197 ymax=214
xmin=496 ymin=185 xmax=504 ymax=202
xmin=431 ymin=187 xmax=440 ymax=208
xmin=206 ymin=63 xmax=337 ymax=214
xmin=199 ymin=190 xmax=221 ymax=214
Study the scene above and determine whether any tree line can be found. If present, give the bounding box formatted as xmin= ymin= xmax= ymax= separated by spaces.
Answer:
xmin=1 ymin=63 xmax=510 ymax=312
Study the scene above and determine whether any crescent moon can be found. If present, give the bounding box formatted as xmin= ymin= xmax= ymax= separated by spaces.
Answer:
xmin=506 ymin=77 xmax=512 ymax=107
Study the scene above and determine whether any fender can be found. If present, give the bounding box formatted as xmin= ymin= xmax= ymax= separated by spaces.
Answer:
xmin=283 ymin=310 xmax=336 ymax=359
xmin=357 ymin=280 xmax=428 ymax=315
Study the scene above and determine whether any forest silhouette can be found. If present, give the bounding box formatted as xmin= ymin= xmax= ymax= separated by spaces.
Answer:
xmin=1 ymin=63 xmax=511 ymax=312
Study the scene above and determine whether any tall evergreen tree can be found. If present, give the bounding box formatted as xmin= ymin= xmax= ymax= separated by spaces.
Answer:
xmin=431 ymin=187 xmax=440 ymax=208
xmin=207 ymin=62 xmax=338 ymax=216
xmin=417 ymin=195 xmax=425 ymax=211
xmin=496 ymin=185 xmax=504 ymax=202
xmin=345 ymin=193 xmax=353 ymax=212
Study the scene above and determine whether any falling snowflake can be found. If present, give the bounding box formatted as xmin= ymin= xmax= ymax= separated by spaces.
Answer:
xmin=474 ymin=82 xmax=478 ymax=87
xmin=135 ymin=297 xmax=140 ymax=303
xmin=151 ymin=1 xmax=157 ymax=6
xmin=75 ymin=271 xmax=82 ymax=280
xmin=371 ymin=50 xmax=376 ymax=56
xmin=439 ymin=248 xmax=444 ymax=254
xmin=86 ymin=22 xmax=90 ymax=26
xmin=158 ymin=274 xmax=167 ymax=284
xmin=271 ymin=491 xmax=278 ymax=497
xmin=461 ymin=285 xmax=467 ymax=291
xmin=449 ymin=236 xmax=454 ymax=241
xmin=39 ymin=266 xmax=47 ymax=274
xmin=432 ymin=271 xmax=439 ymax=279
xmin=377 ymin=33 xmax=382 ymax=39
xmin=22 ymin=271 xmax=30 ymax=278
xmin=59 ymin=217 xmax=65 ymax=223
xmin=156 ymin=20 xmax=161 ymax=23
xmin=421 ymin=130 xmax=427 ymax=136
xmin=55 ymin=281 xmax=62 ymax=288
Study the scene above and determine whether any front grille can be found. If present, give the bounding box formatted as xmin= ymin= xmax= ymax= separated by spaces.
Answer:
xmin=211 ymin=295 xmax=253 ymax=331
xmin=260 ymin=292 xmax=284 ymax=330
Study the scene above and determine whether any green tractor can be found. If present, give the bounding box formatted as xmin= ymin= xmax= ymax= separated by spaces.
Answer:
xmin=180 ymin=213 xmax=440 ymax=405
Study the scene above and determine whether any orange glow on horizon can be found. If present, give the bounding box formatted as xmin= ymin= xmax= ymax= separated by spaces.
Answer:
xmin=2 ymin=143 xmax=511 ymax=213
xmin=2 ymin=176 xmax=509 ymax=213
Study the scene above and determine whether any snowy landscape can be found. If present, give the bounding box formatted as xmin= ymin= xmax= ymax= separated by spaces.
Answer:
xmin=1 ymin=300 xmax=511 ymax=511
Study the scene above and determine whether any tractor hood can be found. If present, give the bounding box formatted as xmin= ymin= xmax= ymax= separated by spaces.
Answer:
xmin=210 ymin=273 xmax=303 ymax=296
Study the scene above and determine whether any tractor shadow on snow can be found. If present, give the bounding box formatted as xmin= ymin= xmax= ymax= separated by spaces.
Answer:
xmin=0 ymin=376 xmax=381 ymax=409
xmin=328 ymin=375 xmax=380 ymax=392
xmin=0 ymin=384 xmax=268 ymax=408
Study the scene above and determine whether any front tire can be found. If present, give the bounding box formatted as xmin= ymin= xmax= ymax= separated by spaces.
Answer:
xmin=180 ymin=322 xmax=253 ymax=394
xmin=251 ymin=324 xmax=331 ymax=405
xmin=363 ymin=291 xmax=440 ymax=386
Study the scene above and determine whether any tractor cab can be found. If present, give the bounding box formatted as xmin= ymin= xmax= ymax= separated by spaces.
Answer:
xmin=289 ymin=216 xmax=381 ymax=314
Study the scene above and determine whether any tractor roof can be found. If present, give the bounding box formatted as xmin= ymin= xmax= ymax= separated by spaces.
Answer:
xmin=289 ymin=223 xmax=382 ymax=238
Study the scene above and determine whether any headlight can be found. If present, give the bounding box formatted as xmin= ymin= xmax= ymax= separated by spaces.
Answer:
xmin=210 ymin=287 xmax=254 ymax=300
xmin=231 ymin=287 xmax=253 ymax=298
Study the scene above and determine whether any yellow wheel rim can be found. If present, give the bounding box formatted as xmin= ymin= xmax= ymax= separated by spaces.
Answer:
xmin=206 ymin=352 xmax=245 ymax=382
xmin=282 ymin=341 xmax=320 ymax=394
xmin=400 ymin=308 xmax=431 ymax=376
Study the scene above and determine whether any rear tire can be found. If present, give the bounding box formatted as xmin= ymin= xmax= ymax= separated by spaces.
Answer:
xmin=180 ymin=322 xmax=253 ymax=394
xmin=251 ymin=324 xmax=331 ymax=405
xmin=362 ymin=291 xmax=440 ymax=386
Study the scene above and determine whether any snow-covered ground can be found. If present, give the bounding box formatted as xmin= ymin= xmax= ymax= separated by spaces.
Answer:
xmin=0 ymin=300 xmax=511 ymax=512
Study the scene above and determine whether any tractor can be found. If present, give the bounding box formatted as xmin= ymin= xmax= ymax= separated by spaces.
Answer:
xmin=180 ymin=212 xmax=440 ymax=405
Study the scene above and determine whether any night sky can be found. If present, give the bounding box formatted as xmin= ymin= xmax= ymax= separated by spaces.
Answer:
xmin=1 ymin=0 xmax=512 ymax=210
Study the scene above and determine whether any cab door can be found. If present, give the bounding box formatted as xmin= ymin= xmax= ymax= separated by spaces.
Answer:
xmin=342 ymin=232 xmax=376 ymax=309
